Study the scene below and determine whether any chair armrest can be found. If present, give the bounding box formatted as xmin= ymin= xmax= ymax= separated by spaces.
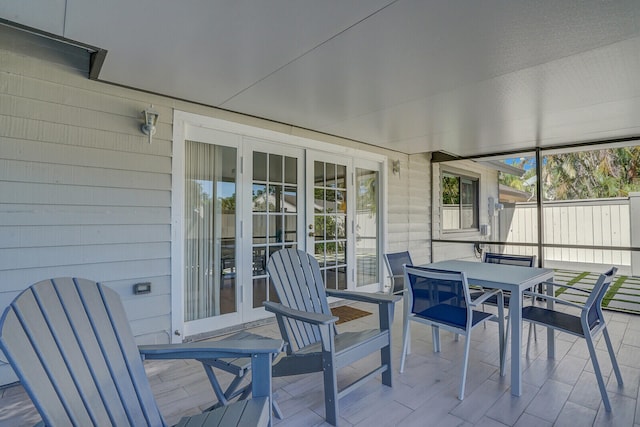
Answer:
xmin=325 ymin=289 xmax=401 ymax=304
xmin=139 ymin=339 xmax=284 ymax=361
xmin=264 ymin=301 xmax=338 ymax=325
xmin=540 ymin=281 xmax=591 ymax=294
xmin=470 ymin=289 xmax=502 ymax=307
xmin=522 ymin=291 xmax=584 ymax=309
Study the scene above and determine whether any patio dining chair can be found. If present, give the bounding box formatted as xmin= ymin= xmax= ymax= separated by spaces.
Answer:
xmin=383 ymin=251 xmax=412 ymax=295
xmin=400 ymin=265 xmax=505 ymax=400
xmin=473 ymin=252 xmax=538 ymax=368
xmin=0 ymin=277 xmax=283 ymax=427
xmin=522 ymin=266 xmax=623 ymax=412
xmin=265 ymin=248 xmax=400 ymax=426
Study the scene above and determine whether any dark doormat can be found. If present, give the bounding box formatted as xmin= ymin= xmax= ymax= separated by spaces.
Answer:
xmin=331 ymin=305 xmax=372 ymax=324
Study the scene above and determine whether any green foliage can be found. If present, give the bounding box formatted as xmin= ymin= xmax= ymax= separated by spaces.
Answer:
xmin=499 ymin=147 xmax=640 ymax=201
xmin=442 ymin=175 xmax=460 ymax=204
xmin=542 ymin=147 xmax=640 ymax=200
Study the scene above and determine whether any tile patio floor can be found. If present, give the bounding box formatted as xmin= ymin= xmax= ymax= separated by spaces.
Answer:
xmin=1 ymin=297 xmax=640 ymax=426
xmin=554 ymin=269 xmax=640 ymax=315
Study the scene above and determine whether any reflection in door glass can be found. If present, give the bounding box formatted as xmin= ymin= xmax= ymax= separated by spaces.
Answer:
xmin=356 ymin=168 xmax=379 ymax=287
xmin=184 ymin=141 xmax=237 ymax=320
xmin=313 ymin=160 xmax=348 ymax=290
xmin=252 ymin=151 xmax=298 ymax=307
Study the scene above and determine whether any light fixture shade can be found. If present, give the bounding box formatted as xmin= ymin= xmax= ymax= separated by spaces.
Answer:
xmin=141 ymin=105 xmax=159 ymax=143
xmin=142 ymin=105 xmax=159 ymax=133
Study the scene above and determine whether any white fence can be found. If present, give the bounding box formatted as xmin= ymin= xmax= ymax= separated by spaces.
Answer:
xmin=500 ymin=198 xmax=631 ymax=267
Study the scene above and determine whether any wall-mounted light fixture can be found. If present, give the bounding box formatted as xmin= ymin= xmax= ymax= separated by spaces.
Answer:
xmin=488 ymin=196 xmax=504 ymax=217
xmin=141 ymin=105 xmax=159 ymax=143
xmin=392 ymin=160 xmax=400 ymax=175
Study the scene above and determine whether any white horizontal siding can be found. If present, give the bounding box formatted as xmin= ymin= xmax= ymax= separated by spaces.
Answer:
xmin=0 ymin=158 xmax=170 ymax=190
xmin=0 ymin=44 xmax=174 ymax=381
xmin=0 ymin=224 xmax=169 ymax=247
xmin=385 ymin=153 xmax=431 ymax=268
xmin=0 ymin=242 xmax=170 ymax=271
xmin=0 ymin=136 xmax=170 ymax=174
xmin=0 ymin=204 xmax=170 ymax=225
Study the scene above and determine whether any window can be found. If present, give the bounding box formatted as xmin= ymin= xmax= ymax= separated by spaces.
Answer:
xmin=442 ymin=171 xmax=479 ymax=230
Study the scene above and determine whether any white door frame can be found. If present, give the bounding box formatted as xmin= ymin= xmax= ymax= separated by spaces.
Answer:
xmin=172 ymin=111 xmax=388 ymax=342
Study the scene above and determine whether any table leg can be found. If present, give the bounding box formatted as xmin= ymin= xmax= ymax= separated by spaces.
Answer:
xmin=510 ymin=291 xmax=522 ymax=396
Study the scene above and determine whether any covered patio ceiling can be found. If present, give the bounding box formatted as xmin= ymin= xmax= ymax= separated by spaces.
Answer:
xmin=2 ymin=1 xmax=640 ymax=156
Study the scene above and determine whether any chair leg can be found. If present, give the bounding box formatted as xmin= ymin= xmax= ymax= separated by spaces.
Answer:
xmin=584 ymin=332 xmax=612 ymax=412
xmin=602 ymin=327 xmax=624 ymax=386
xmin=459 ymin=332 xmax=472 ymax=400
xmin=400 ymin=317 xmax=411 ymax=373
xmin=432 ymin=326 xmax=441 ymax=353
xmin=403 ymin=292 xmax=411 ymax=355
xmin=501 ymin=314 xmax=509 ymax=376
xmin=526 ymin=321 xmax=534 ymax=357
xmin=322 ymin=351 xmax=339 ymax=425
xmin=380 ymin=343 xmax=393 ymax=387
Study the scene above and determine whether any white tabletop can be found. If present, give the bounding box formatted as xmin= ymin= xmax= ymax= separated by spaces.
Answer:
xmin=426 ymin=259 xmax=554 ymax=291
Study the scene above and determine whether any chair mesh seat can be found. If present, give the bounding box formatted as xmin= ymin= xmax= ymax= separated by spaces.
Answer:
xmin=522 ymin=306 xmax=594 ymax=336
xmin=414 ymin=304 xmax=494 ymax=329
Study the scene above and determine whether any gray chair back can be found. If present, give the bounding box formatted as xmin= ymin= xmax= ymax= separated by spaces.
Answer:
xmin=266 ymin=248 xmax=334 ymax=352
xmin=482 ymin=252 xmax=536 ymax=267
xmin=384 ymin=251 xmax=413 ymax=294
xmin=0 ymin=278 xmax=166 ymax=426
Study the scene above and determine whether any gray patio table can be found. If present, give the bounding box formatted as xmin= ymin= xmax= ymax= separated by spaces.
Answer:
xmin=423 ymin=259 xmax=554 ymax=396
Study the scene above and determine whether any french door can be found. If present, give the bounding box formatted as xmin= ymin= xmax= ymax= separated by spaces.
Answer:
xmin=174 ymin=116 xmax=383 ymax=339
xmin=180 ymin=128 xmax=243 ymax=338
xmin=306 ymin=152 xmax=352 ymax=290
xmin=242 ymin=139 xmax=304 ymax=322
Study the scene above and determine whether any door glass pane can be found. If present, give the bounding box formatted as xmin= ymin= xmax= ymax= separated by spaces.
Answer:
xmin=269 ymin=154 xmax=283 ymax=182
xmin=313 ymin=160 xmax=348 ymax=290
xmin=285 ymin=157 xmax=297 ymax=184
xmin=253 ymin=152 xmax=267 ymax=181
xmin=184 ymin=141 xmax=236 ymax=321
xmin=284 ymin=186 xmax=297 ymax=213
xmin=356 ymin=168 xmax=379 ymax=287
xmin=252 ymin=151 xmax=299 ymax=307
xmin=252 ymin=184 xmax=267 ymax=212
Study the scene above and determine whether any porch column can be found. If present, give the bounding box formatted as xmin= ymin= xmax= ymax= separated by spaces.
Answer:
xmin=631 ymin=192 xmax=640 ymax=277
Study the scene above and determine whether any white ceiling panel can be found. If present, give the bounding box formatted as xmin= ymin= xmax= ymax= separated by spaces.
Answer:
xmin=62 ymin=0 xmax=396 ymax=105
xmin=1 ymin=0 xmax=639 ymax=156
xmin=0 ymin=0 xmax=66 ymax=35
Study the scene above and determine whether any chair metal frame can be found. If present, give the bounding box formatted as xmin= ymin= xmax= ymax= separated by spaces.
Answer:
xmin=400 ymin=265 xmax=505 ymax=400
xmin=522 ymin=266 xmax=623 ymax=411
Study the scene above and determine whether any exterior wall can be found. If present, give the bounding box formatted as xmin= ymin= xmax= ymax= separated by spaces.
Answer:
xmin=385 ymin=153 xmax=431 ymax=265
xmin=431 ymin=160 xmax=499 ymax=262
xmin=0 ymin=42 xmax=425 ymax=382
